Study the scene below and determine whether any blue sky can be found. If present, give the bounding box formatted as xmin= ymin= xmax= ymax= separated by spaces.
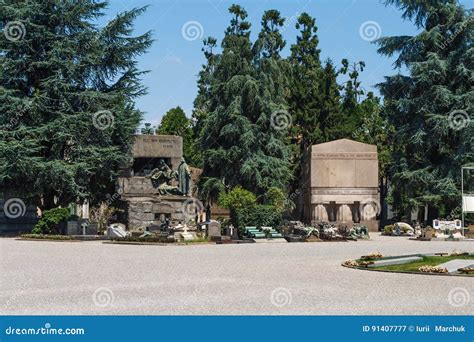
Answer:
xmin=102 ymin=0 xmax=472 ymax=127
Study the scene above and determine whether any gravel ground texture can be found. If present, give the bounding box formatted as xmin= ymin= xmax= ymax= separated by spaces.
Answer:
xmin=0 ymin=235 xmax=472 ymax=315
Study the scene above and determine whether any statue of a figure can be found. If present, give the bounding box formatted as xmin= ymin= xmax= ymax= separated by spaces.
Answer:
xmin=177 ymin=157 xmax=191 ymax=196
xmin=147 ymin=160 xmax=180 ymax=196
xmin=149 ymin=160 xmax=174 ymax=185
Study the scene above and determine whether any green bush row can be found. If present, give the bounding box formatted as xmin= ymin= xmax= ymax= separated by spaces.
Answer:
xmin=112 ymin=236 xmax=173 ymax=243
xmin=233 ymin=205 xmax=283 ymax=232
xmin=21 ymin=234 xmax=73 ymax=240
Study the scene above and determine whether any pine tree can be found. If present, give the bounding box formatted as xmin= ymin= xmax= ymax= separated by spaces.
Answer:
xmin=288 ymin=13 xmax=323 ymax=153
xmin=285 ymin=12 xmax=325 ymax=217
xmin=352 ymin=93 xmax=394 ymax=223
xmin=192 ymin=37 xmax=219 ymax=168
xmin=193 ymin=37 xmax=219 ymax=132
xmin=0 ymin=0 xmax=152 ymax=210
xmin=319 ymin=59 xmax=343 ymax=141
xmin=376 ymin=0 xmax=473 ymax=221
xmin=326 ymin=59 xmax=367 ymax=140
xmin=198 ymin=5 xmax=292 ymax=200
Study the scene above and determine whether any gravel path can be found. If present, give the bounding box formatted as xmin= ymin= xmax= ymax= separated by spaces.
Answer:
xmin=0 ymin=235 xmax=472 ymax=315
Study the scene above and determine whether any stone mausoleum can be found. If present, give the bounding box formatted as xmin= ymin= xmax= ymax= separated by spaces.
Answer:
xmin=302 ymin=139 xmax=380 ymax=231
xmin=117 ymin=134 xmax=204 ymax=231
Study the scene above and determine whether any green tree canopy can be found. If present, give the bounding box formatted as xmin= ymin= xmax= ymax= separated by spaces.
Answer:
xmin=376 ymin=0 xmax=473 ymax=221
xmin=197 ymin=5 xmax=293 ymax=200
xmin=156 ymin=106 xmax=197 ymax=165
xmin=0 ymin=0 xmax=152 ymax=209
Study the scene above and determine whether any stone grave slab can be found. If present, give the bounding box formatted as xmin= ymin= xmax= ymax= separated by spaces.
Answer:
xmin=207 ymin=220 xmax=221 ymax=241
xmin=369 ymin=256 xmax=422 ymax=267
xmin=437 ymin=260 xmax=474 ymax=274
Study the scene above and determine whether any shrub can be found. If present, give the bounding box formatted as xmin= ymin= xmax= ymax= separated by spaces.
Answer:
xmin=90 ymin=203 xmax=122 ymax=233
xmin=383 ymin=225 xmax=394 ymax=235
xmin=217 ymin=186 xmax=256 ymax=210
xmin=32 ymin=207 xmax=70 ymax=234
xmin=234 ymin=205 xmax=283 ymax=233
xmin=264 ymin=187 xmax=286 ymax=210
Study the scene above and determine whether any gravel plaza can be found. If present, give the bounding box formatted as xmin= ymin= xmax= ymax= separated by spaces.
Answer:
xmin=0 ymin=235 xmax=472 ymax=316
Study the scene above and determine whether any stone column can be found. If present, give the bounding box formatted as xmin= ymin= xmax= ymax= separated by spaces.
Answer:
xmin=337 ymin=204 xmax=352 ymax=222
xmin=314 ymin=204 xmax=328 ymax=221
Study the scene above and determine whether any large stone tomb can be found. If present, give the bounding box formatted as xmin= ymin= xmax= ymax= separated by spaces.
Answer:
xmin=302 ymin=139 xmax=380 ymax=231
xmin=117 ymin=135 xmax=201 ymax=231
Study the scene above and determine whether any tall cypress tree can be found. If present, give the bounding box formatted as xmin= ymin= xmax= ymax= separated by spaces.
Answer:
xmin=319 ymin=59 xmax=343 ymax=141
xmin=251 ymin=9 xmax=292 ymax=193
xmin=377 ymin=0 xmax=473 ymax=221
xmin=288 ymin=13 xmax=323 ymax=153
xmin=198 ymin=5 xmax=292 ymax=199
xmin=286 ymin=12 xmax=324 ymax=217
xmin=0 ymin=0 xmax=152 ymax=209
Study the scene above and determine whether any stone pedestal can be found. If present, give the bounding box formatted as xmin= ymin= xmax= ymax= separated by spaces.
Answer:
xmin=120 ymin=195 xmax=203 ymax=231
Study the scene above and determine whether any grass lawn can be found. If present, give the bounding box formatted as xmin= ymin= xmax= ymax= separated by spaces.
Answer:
xmin=368 ymin=255 xmax=474 ymax=275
